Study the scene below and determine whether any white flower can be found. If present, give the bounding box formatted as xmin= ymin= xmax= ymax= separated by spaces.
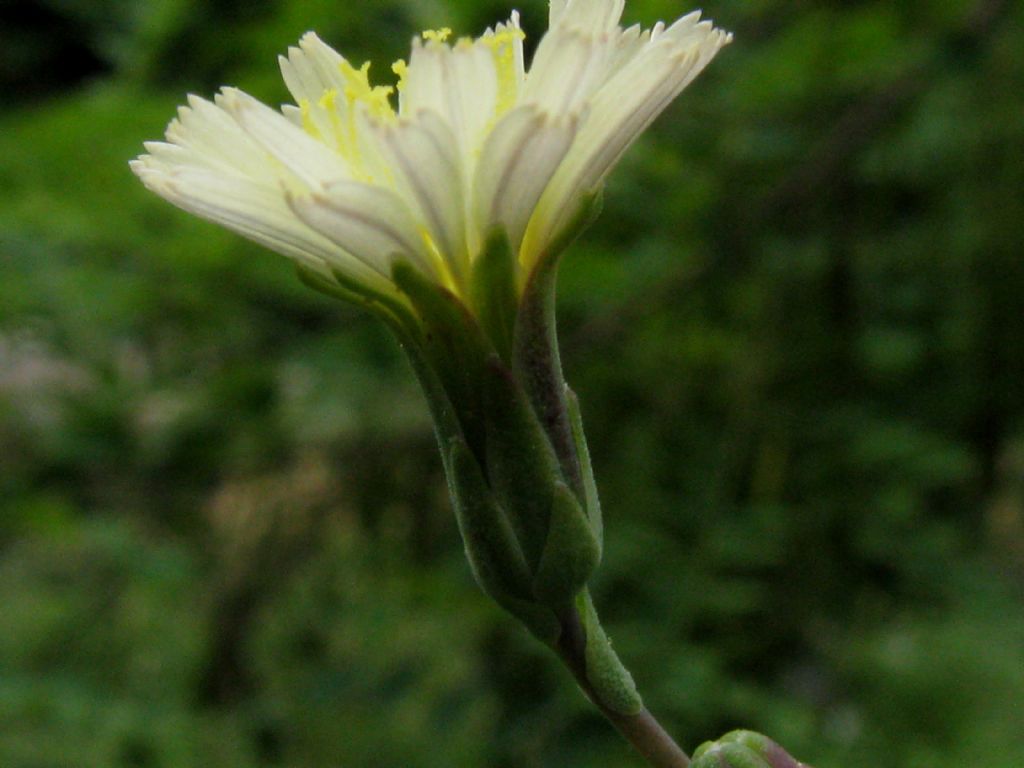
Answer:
xmin=131 ymin=1 xmax=730 ymax=303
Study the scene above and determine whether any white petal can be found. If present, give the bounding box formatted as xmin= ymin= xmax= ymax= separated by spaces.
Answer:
xmin=372 ymin=109 xmax=467 ymax=280
xmin=549 ymin=0 xmax=569 ymax=27
xmin=609 ymin=24 xmax=650 ymax=72
xmin=402 ymin=42 xmax=454 ymax=122
xmin=402 ymin=38 xmax=498 ymax=159
xmin=279 ymin=32 xmax=348 ymax=102
xmin=278 ymin=32 xmax=377 ymax=158
xmin=131 ymin=158 xmax=391 ymax=292
xmin=288 ymin=180 xmax=439 ymax=280
xmin=556 ymin=0 xmax=625 ymax=35
xmin=281 ymin=104 xmax=304 ymax=128
xmin=570 ymin=25 xmax=731 ymax=186
xmin=163 ymin=95 xmax=277 ymax=182
xmin=658 ymin=11 xmax=706 ymax=44
xmin=474 ymin=105 xmax=579 ymax=254
xmin=217 ymin=87 xmax=351 ymax=187
xmin=521 ymin=26 xmax=614 ymax=114
xmin=279 ymin=53 xmax=336 ymax=142
xmin=522 ymin=24 xmax=731 ymax=264
xmin=449 ymin=41 xmax=500 ymax=151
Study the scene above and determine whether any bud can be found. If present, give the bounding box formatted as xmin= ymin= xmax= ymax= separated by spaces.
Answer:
xmin=691 ymin=731 xmax=810 ymax=768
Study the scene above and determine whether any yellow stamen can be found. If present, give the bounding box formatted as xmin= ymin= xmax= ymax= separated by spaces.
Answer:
xmin=422 ymin=27 xmax=452 ymax=43
xmin=482 ymin=27 xmax=526 ymax=116
xmin=298 ymin=98 xmax=320 ymax=139
xmin=317 ymin=89 xmax=345 ymax=151
xmin=317 ymin=89 xmax=338 ymax=112
xmin=339 ymin=60 xmax=396 ymax=121
xmin=391 ymin=59 xmax=409 ymax=92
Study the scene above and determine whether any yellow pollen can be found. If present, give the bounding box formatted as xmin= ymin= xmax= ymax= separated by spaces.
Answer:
xmin=339 ymin=60 xmax=395 ymax=121
xmin=317 ymin=89 xmax=338 ymax=111
xmin=391 ymin=59 xmax=408 ymax=92
xmin=302 ymin=61 xmax=396 ymax=183
xmin=482 ymin=27 xmax=526 ymax=116
xmin=317 ymin=89 xmax=343 ymax=143
xmin=422 ymin=27 xmax=453 ymax=43
xmin=298 ymin=98 xmax=320 ymax=139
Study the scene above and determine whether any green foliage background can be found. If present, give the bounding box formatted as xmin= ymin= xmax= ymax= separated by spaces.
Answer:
xmin=2 ymin=0 xmax=1023 ymax=766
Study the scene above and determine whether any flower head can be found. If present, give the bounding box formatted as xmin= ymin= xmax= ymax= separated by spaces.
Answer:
xmin=132 ymin=1 xmax=730 ymax=305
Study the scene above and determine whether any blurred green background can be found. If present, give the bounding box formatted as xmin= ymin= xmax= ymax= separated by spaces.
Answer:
xmin=2 ymin=0 xmax=1023 ymax=766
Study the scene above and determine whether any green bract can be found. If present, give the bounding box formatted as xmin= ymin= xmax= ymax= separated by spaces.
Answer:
xmin=299 ymin=195 xmax=637 ymax=713
xmin=388 ymin=203 xmax=604 ymax=621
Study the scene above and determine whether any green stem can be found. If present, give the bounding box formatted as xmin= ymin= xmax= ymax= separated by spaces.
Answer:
xmin=554 ymin=608 xmax=691 ymax=768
